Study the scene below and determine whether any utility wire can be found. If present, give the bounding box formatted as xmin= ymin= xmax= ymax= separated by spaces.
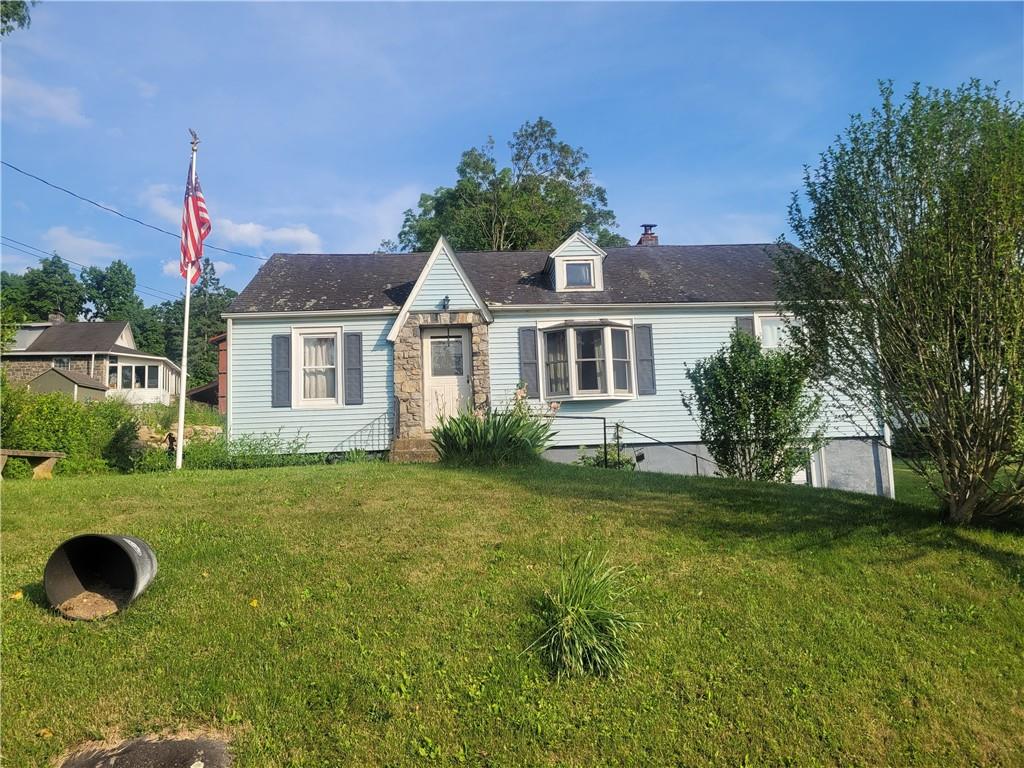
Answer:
xmin=1 ymin=235 xmax=179 ymax=300
xmin=1 ymin=242 xmax=178 ymax=304
xmin=1 ymin=160 xmax=269 ymax=262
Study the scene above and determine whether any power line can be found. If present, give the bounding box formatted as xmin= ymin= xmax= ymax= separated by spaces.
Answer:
xmin=1 ymin=235 xmax=179 ymax=300
xmin=1 ymin=243 xmax=179 ymax=304
xmin=1 ymin=160 xmax=268 ymax=262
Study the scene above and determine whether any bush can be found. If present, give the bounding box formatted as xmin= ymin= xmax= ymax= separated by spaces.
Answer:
xmin=136 ymin=400 xmax=223 ymax=431
xmin=0 ymin=376 xmax=139 ymax=475
xmin=531 ymin=551 xmax=640 ymax=679
xmin=2 ymin=457 xmax=32 ymax=480
xmin=574 ymin=427 xmax=637 ymax=471
xmin=133 ymin=431 xmax=327 ymax=472
xmin=432 ymin=393 xmax=556 ymax=466
xmin=682 ymin=329 xmax=826 ymax=482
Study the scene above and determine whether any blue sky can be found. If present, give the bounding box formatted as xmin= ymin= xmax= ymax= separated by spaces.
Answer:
xmin=2 ymin=2 xmax=1021 ymax=302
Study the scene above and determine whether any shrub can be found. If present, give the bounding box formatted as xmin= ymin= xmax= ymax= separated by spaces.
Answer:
xmin=432 ymin=392 xmax=556 ymax=466
xmin=2 ymin=457 xmax=32 ymax=480
xmin=575 ymin=425 xmax=637 ymax=470
xmin=4 ymin=391 xmax=93 ymax=457
xmin=682 ymin=329 xmax=826 ymax=482
xmin=133 ymin=431 xmax=325 ymax=472
xmin=530 ymin=550 xmax=641 ymax=679
xmin=54 ymin=456 xmax=113 ymax=476
xmin=86 ymin=398 xmax=140 ymax=471
xmin=136 ymin=400 xmax=224 ymax=431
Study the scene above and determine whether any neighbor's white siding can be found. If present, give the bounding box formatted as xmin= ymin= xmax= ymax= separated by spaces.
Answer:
xmin=410 ymin=249 xmax=478 ymax=311
xmin=229 ymin=315 xmax=395 ymax=452
xmin=489 ymin=307 xmax=880 ymax=447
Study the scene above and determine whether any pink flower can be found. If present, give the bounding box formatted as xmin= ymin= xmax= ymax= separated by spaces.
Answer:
xmin=549 ymin=401 xmax=561 ymax=411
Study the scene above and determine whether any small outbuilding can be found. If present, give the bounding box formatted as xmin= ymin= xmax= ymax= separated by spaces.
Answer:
xmin=27 ymin=368 xmax=108 ymax=402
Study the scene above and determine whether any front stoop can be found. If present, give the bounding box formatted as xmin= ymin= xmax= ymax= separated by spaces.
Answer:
xmin=390 ymin=437 xmax=439 ymax=463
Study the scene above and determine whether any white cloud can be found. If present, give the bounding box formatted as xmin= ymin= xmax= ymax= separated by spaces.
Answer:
xmin=162 ymin=260 xmax=180 ymax=277
xmin=141 ymin=184 xmax=181 ymax=224
xmin=41 ymin=226 xmax=122 ymax=265
xmin=1 ymin=73 xmax=89 ymax=126
xmin=217 ymin=219 xmax=322 ymax=253
xmin=142 ymin=183 xmax=322 ymax=253
xmin=212 ymin=260 xmax=235 ymax=275
xmin=133 ymin=78 xmax=159 ymax=100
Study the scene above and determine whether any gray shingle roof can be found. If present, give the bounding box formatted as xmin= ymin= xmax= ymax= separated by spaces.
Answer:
xmin=228 ymin=244 xmax=782 ymax=314
xmin=24 ymin=321 xmax=130 ymax=352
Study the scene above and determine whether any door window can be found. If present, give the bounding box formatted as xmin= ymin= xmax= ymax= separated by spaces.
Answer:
xmin=430 ymin=338 xmax=464 ymax=377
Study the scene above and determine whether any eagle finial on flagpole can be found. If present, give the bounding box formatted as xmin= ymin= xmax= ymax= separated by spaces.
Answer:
xmin=189 ymin=128 xmax=200 ymax=152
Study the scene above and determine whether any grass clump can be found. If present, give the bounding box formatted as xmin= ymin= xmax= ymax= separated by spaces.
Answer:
xmin=532 ymin=550 xmax=640 ymax=679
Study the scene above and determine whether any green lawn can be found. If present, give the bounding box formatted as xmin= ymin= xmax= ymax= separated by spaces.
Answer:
xmin=3 ymin=462 xmax=1022 ymax=766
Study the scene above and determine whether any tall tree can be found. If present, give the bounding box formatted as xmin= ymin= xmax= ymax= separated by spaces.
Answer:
xmin=82 ymin=260 xmax=143 ymax=321
xmin=1 ymin=0 xmax=33 ymax=36
xmin=0 ymin=271 xmax=30 ymax=320
xmin=397 ymin=118 xmax=629 ymax=252
xmin=158 ymin=257 xmax=236 ymax=388
xmin=21 ymin=255 xmax=86 ymax=320
xmin=776 ymin=81 xmax=1024 ymax=523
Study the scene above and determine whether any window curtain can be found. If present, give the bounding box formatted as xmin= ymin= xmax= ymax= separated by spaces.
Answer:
xmin=303 ymin=337 xmax=336 ymax=399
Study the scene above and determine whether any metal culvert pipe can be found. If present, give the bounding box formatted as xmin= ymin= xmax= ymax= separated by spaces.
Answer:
xmin=44 ymin=534 xmax=157 ymax=620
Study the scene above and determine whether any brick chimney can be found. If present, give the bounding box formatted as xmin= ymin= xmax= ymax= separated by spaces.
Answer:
xmin=637 ymin=224 xmax=658 ymax=246
xmin=48 ymin=311 xmax=66 ymax=325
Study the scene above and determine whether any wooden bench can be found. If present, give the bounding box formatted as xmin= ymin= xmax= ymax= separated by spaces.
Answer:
xmin=0 ymin=449 xmax=66 ymax=480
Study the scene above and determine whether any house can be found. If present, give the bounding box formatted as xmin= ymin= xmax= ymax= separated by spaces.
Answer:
xmin=223 ymin=228 xmax=894 ymax=497
xmin=3 ymin=314 xmax=182 ymax=406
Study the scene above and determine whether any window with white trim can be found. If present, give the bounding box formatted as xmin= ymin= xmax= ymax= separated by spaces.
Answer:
xmin=565 ymin=261 xmax=594 ymax=288
xmin=291 ymin=327 xmax=342 ymax=407
xmin=756 ymin=315 xmax=789 ymax=349
xmin=541 ymin=324 xmax=634 ymax=399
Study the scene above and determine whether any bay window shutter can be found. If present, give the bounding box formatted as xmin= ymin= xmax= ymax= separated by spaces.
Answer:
xmin=271 ymin=334 xmax=291 ymax=407
xmin=735 ymin=316 xmax=756 ymax=337
xmin=343 ymin=332 xmax=363 ymax=405
xmin=634 ymin=324 xmax=656 ymax=395
xmin=518 ymin=327 xmax=540 ymax=398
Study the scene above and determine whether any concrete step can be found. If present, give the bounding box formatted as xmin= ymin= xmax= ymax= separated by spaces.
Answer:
xmin=390 ymin=449 xmax=439 ymax=464
xmin=390 ymin=437 xmax=439 ymax=463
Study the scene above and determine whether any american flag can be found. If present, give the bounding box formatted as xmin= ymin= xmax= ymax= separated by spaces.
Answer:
xmin=180 ymin=158 xmax=211 ymax=284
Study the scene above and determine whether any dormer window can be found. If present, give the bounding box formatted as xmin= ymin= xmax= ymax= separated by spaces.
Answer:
xmin=547 ymin=231 xmax=607 ymax=293
xmin=565 ymin=262 xmax=594 ymax=288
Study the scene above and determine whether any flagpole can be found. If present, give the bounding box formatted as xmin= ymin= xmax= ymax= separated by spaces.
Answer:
xmin=175 ymin=133 xmax=199 ymax=470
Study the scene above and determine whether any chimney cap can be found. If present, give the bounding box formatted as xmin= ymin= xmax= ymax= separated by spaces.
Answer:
xmin=48 ymin=311 xmax=66 ymax=324
xmin=641 ymin=224 xmax=657 ymax=234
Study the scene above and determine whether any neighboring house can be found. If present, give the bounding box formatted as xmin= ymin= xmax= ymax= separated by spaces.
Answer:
xmin=3 ymin=314 xmax=182 ymax=406
xmin=224 ymin=228 xmax=894 ymax=497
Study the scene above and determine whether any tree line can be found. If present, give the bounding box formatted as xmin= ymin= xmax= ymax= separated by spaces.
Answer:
xmin=1 ymin=256 xmax=235 ymax=389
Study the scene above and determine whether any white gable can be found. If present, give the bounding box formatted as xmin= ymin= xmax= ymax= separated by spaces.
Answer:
xmin=386 ymin=237 xmax=492 ymax=342
xmin=547 ymin=231 xmax=607 ymax=292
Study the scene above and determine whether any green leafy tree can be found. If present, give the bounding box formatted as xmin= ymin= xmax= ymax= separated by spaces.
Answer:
xmin=82 ymin=260 xmax=143 ymax=321
xmin=776 ymin=81 xmax=1024 ymax=523
xmin=397 ymin=118 xmax=629 ymax=252
xmin=1 ymin=270 xmax=30 ymax=323
xmin=682 ymin=330 xmax=826 ymax=482
xmin=21 ymin=255 xmax=85 ymax=320
xmin=1 ymin=302 xmax=24 ymax=353
xmin=157 ymin=257 xmax=236 ymax=388
xmin=1 ymin=0 xmax=34 ymax=37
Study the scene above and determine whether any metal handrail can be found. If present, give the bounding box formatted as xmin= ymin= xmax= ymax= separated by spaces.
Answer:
xmin=614 ymin=423 xmax=717 ymax=476
xmin=548 ymin=413 xmax=609 ymax=467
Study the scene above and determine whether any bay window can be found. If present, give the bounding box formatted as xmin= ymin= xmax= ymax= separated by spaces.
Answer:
xmin=542 ymin=324 xmax=634 ymax=399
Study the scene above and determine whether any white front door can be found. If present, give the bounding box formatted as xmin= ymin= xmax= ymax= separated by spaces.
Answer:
xmin=422 ymin=328 xmax=473 ymax=429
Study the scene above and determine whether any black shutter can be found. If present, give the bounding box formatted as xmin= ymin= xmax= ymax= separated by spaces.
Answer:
xmin=735 ymin=316 xmax=756 ymax=337
xmin=634 ymin=324 xmax=656 ymax=395
xmin=343 ymin=332 xmax=363 ymax=405
xmin=518 ymin=327 xmax=539 ymax=398
xmin=271 ymin=334 xmax=291 ymax=407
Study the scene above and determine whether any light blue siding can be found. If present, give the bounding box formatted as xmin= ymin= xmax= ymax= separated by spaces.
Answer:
xmin=229 ymin=315 xmax=395 ymax=452
xmin=410 ymin=250 xmax=479 ymax=311
xmin=488 ymin=308 xmax=880 ymax=448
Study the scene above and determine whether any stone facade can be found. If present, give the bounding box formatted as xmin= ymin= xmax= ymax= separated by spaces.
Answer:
xmin=393 ymin=311 xmax=490 ymax=439
xmin=2 ymin=355 xmax=108 ymax=386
